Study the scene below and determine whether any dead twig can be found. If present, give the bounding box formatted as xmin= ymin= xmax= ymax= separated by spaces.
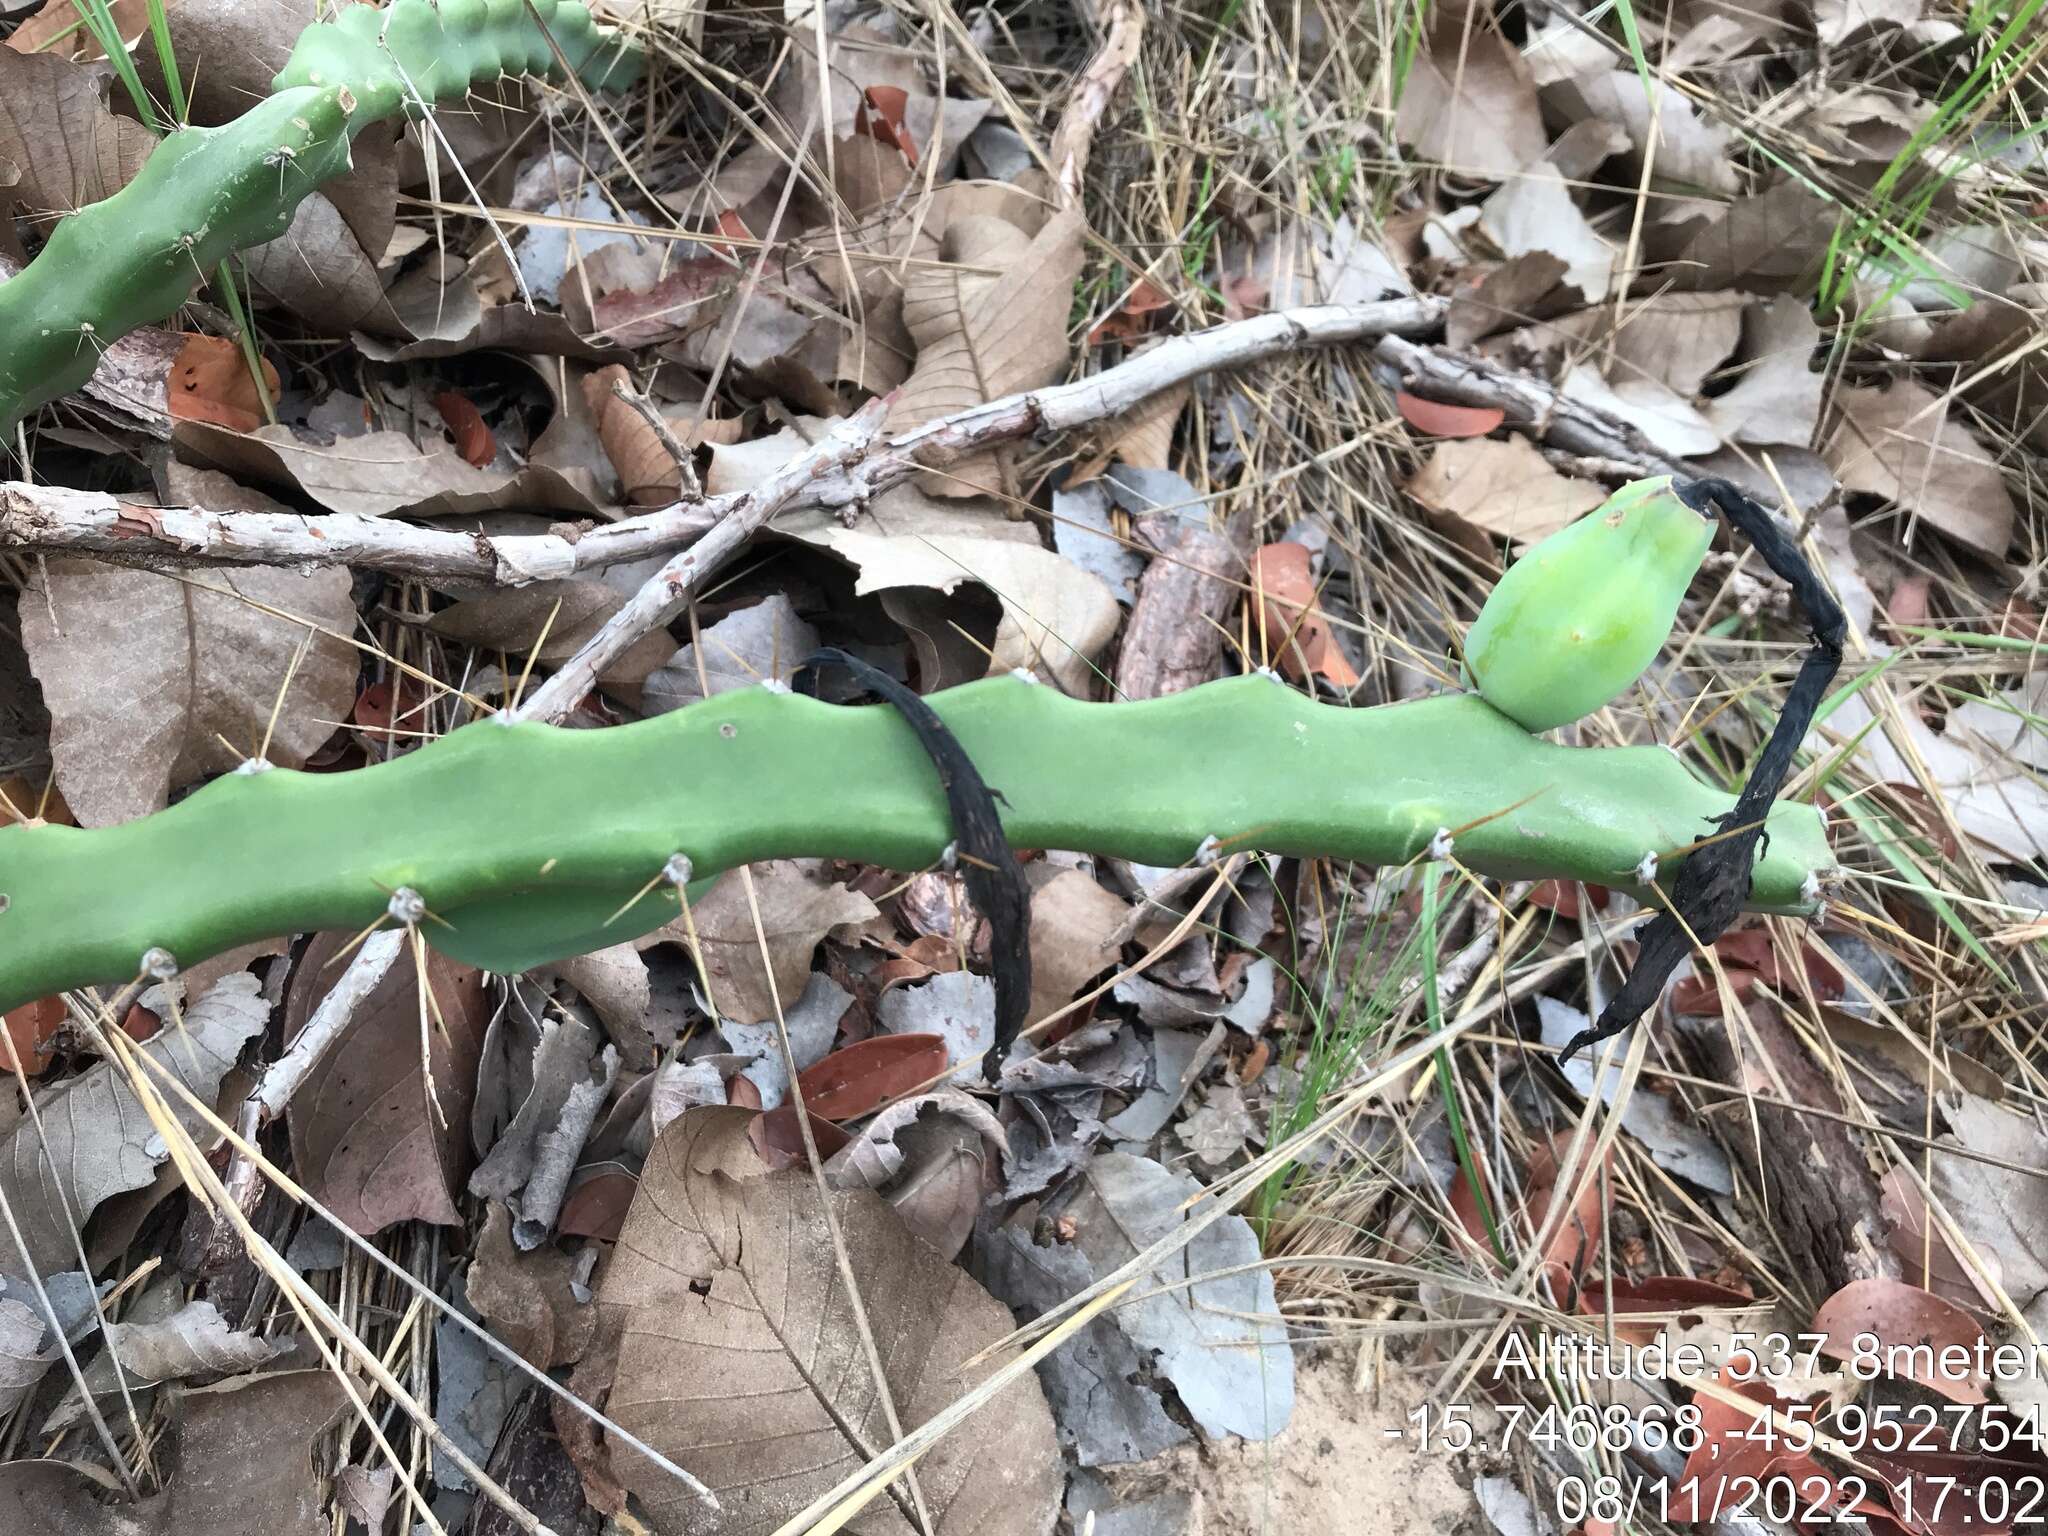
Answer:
xmin=0 ymin=297 xmax=1447 ymax=582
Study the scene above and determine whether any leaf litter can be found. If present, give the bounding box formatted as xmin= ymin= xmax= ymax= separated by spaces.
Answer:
xmin=1 ymin=0 xmax=2046 ymax=1530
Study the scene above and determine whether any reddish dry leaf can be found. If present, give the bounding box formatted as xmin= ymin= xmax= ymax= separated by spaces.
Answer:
xmin=166 ymin=334 xmax=279 ymax=434
xmin=1526 ymin=1132 xmax=1610 ymax=1295
xmin=1527 ymin=880 xmax=1610 ymax=920
xmin=433 ymin=389 xmax=496 ymax=468
xmin=1671 ymin=927 xmax=1847 ymax=1015
xmin=1395 ymin=391 xmax=1505 ymax=439
xmin=1088 ymin=278 xmax=1173 ymax=345
xmin=558 ymin=1168 xmax=638 ymax=1242
xmin=1672 ymin=1368 xmax=1834 ymax=1524
xmin=748 ymin=1104 xmax=855 ymax=1170
xmin=1813 ymin=1277 xmax=1989 ymax=1405
xmin=1576 ymin=1273 xmax=1756 ymax=1346
xmin=853 ymin=84 xmax=918 ymax=167
xmin=793 ymin=1032 xmax=949 ymax=1121
xmin=1251 ymin=541 xmax=1361 ymax=688
xmin=351 ymin=676 xmax=431 ymax=740
xmin=1 ymin=996 xmax=63 ymax=1078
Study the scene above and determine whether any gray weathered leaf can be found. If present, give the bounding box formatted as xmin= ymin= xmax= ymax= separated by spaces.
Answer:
xmin=1052 ymin=1151 xmax=1294 ymax=1440
xmin=0 ymin=976 xmax=267 ymax=1274
xmin=0 ymin=1369 xmax=349 ymax=1536
xmin=21 ymin=560 xmax=357 ymax=827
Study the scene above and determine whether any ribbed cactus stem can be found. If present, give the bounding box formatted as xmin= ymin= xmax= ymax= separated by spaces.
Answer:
xmin=0 ymin=0 xmax=640 ymax=435
xmin=0 ymin=676 xmax=1834 ymax=1014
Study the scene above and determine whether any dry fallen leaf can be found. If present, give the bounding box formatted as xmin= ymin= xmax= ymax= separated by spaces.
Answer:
xmin=20 ymin=558 xmax=356 ymax=827
xmin=429 ymin=579 xmax=677 ymax=700
xmin=1813 ymin=1278 xmax=1989 ymax=1405
xmin=1027 ymin=868 xmax=1130 ymax=1027
xmin=285 ymin=933 xmax=492 ymax=1235
xmin=1251 ymin=541 xmax=1360 ymax=687
xmin=889 ymin=206 xmax=1087 ymax=497
xmin=1673 ymin=177 xmax=1840 ymax=293
xmin=598 ymin=1106 xmax=1063 ymax=1534
xmin=171 ymin=420 xmax=529 ymax=519
xmin=1824 ymin=379 xmax=2017 ymax=560
xmin=0 ymin=976 xmax=266 ymax=1274
xmin=1406 ymin=436 xmax=1608 ymax=551
xmin=466 ymin=1204 xmax=596 ymax=1370
xmin=723 ymin=454 xmax=1118 ymax=695
xmin=0 ymin=47 xmax=154 ymax=228
xmin=165 ymin=335 xmax=280 ymax=434
xmin=1705 ymin=296 xmax=1824 ymax=448
xmin=1545 ymin=70 xmax=1740 ymax=196
xmin=672 ymin=861 xmax=879 ymax=1025
xmin=0 ymin=1369 xmax=349 ymax=1536
xmin=1394 ymin=19 xmax=1547 ymax=179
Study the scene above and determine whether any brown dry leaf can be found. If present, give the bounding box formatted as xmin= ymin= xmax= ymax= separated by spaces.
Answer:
xmin=667 ymin=861 xmax=879 ymax=1025
xmin=644 ymin=594 xmax=821 ymax=714
xmin=63 ymin=1297 xmax=289 ymax=1412
xmin=1028 ymin=868 xmax=1130 ymax=1026
xmin=1252 ymin=542 xmax=1360 ymax=688
xmin=889 ymin=206 xmax=1087 ymax=497
xmin=466 ymin=1205 xmax=596 ymax=1370
xmin=598 ymin=1106 xmax=1062 ymax=1534
xmin=285 ymin=933 xmax=492 ymax=1235
xmin=0 ymin=975 xmax=266 ymax=1274
xmin=1824 ymin=380 xmax=2017 ymax=560
xmin=1673 ymin=177 xmax=1840 ymax=293
xmin=1393 ymin=20 xmax=1547 ymax=179
xmin=1406 ymin=436 xmax=1607 ymax=550
xmin=1545 ymin=70 xmax=1739 ymax=195
xmin=1920 ymin=288 xmax=2048 ymax=454
xmin=0 ymin=1369 xmax=349 ymax=1536
xmin=545 ymin=944 xmax=659 ymax=1071
xmin=1600 ymin=292 xmax=1748 ymax=398
xmin=1705 ymin=296 xmax=1823 ymax=447
xmin=580 ymin=363 xmax=740 ymax=505
xmin=428 ymin=579 xmax=676 ymax=698
xmin=1474 ymin=165 xmax=1614 ymax=303
xmin=1813 ymin=1278 xmax=1989 ymax=1404
xmin=363 ymin=255 xmax=631 ymax=364
xmin=1447 ymin=253 xmax=1575 ymax=350
xmin=19 ymin=559 xmax=355 ymax=827
xmin=825 ymin=1092 xmax=1006 ymax=1260
xmin=0 ymin=48 xmax=155 ymax=222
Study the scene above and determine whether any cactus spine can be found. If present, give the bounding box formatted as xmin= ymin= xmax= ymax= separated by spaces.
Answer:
xmin=0 ymin=676 xmax=1833 ymax=1014
xmin=0 ymin=0 xmax=641 ymax=435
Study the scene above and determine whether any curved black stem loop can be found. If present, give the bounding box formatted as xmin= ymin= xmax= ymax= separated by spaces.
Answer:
xmin=1559 ymin=478 xmax=1847 ymax=1062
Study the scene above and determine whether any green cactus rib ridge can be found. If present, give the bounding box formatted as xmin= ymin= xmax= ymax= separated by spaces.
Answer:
xmin=0 ymin=675 xmax=1834 ymax=1013
xmin=0 ymin=0 xmax=641 ymax=434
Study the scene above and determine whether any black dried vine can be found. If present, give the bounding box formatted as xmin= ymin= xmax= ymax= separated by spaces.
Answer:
xmin=796 ymin=648 xmax=1032 ymax=1083
xmin=1559 ymin=477 xmax=1848 ymax=1062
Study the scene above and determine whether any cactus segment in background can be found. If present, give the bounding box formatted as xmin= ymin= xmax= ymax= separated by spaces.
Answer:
xmin=0 ymin=675 xmax=1833 ymax=1015
xmin=1464 ymin=477 xmax=1716 ymax=732
xmin=0 ymin=0 xmax=641 ymax=435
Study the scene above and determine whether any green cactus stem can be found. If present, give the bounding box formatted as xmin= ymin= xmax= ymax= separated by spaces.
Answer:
xmin=0 ymin=0 xmax=640 ymax=436
xmin=0 ymin=675 xmax=1833 ymax=1015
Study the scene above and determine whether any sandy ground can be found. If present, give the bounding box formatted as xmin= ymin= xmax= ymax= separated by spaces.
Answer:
xmin=1074 ymin=1349 xmax=1499 ymax=1535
